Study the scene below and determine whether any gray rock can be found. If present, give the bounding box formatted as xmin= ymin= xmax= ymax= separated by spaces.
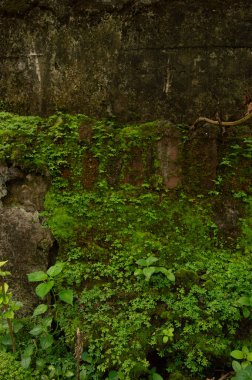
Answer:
xmin=0 ymin=164 xmax=52 ymax=314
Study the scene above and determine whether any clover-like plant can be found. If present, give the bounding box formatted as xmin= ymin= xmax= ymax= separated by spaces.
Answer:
xmin=134 ymin=256 xmax=175 ymax=282
xmin=231 ymin=346 xmax=252 ymax=374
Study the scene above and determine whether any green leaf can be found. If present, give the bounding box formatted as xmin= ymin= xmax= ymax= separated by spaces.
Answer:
xmin=29 ymin=325 xmax=44 ymax=336
xmin=12 ymin=320 xmax=24 ymax=333
xmin=243 ymin=347 xmax=249 ymax=355
xmin=152 ymin=373 xmax=163 ymax=380
xmin=158 ymin=268 xmax=175 ymax=282
xmin=145 ymin=256 xmax=159 ymax=266
xmin=40 ymin=333 xmax=54 ymax=349
xmin=136 ymin=259 xmax=147 ymax=267
xmin=21 ymin=356 xmax=31 ymax=369
xmin=242 ymin=362 xmax=251 ymax=369
xmin=65 ymin=371 xmax=75 ymax=378
xmin=243 ymin=308 xmax=250 ymax=318
xmin=232 ymin=360 xmax=242 ymax=372
xmin=0 ymin=282 xmax=9 ymax=294
xmin=231 ymin=350 xmax=244 ymax=360
xmin=142 ymin=267 xmax=156 ymax=281
xmin=134 ymin=269 xmax=143 ymax=276
xmin=107 ymin=371 xmax=118 ymax=380
xmin=0 ymin=270 xmax=11 ymax=277
xmin=43 ymin=316 xmax=52 ymax=328
xmin=238 ymin=296 xmax=251 ymax=307
xmin=27 ymin=271 xmax=48 ymax=282
xmin=59 ymin=289 xmax=73 ymax=305
xmin=80 ymin=368 xmax=88 ymax=380
xmin=3 ymin=310 xmax=14 ymax=319
xmin=47 ymin=262 xmax=64 ymax=277
xmin=0 ymin=261 xmax=8 ymax=268
xmin=1 ymin=334 xmax=12 ymax=345
xmin=35 ymin=280 xmax=54 ymax=299
xmin=33 ymin=303 xmax=48 ymax=316
xmin=233 ymin=364 xmax=252 ymax=380
xmin=82 ymin=351 xmax=92 ymax=363
xmin=247 ymin=353 xmax=252 ymax=362
xmin=23 ymin=344 xmax=34 ymax=358
xmin=163 ymin=336 xmax=169 ymax=343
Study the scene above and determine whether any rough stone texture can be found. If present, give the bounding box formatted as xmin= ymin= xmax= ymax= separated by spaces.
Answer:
xmin=157 ymin=127 xmax=181 ymax=188
xmin=0 ymin=0 xmax=252 ymax=122
xmin=0 ymin=164 xmax=52 ymax=314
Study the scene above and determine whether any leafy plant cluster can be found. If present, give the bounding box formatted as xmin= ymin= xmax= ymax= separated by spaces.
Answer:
xmin=0 ymin=112 xmax=251 ymax=379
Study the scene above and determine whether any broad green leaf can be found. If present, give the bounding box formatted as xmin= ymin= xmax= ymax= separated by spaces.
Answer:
xmin=35 ymin=280 xmax=54 ymax=299
xmin=27 ymin=271 xmax=48 ymax=282
xmin=23 ymin=344 xmax=34 ymax=358
xmin=107 ymin=371 xmax=118 ymax=380
xmin=134 ymin=269 xmax=142 ymax=276
xmin=82 ymin=351 xmax=92 ymax=363
xmin=65 ymin=371 xmax=75 ymax=378
xmin=145 ymin=256 xmax=159 ymax=266
xmin=142 ymin=267 xmax=156 ymax=281
xmin=152 ymin=373 xmax=163 ymax=380
xmin=158 ymin=268 xmax=175 ymax=282
xmin=0 ymin=261 xmax=8 ymax=267
xmin=163 ymin=336 xmax=169 ymax=343
xmin=3 ymin=310 xmax=14 ymax=319
xmin=247 ymin=353 xmax=252 ymax=362
xmin=1 ymin=334 xmax=12 ymax=345
xmin=29 ymin=325 xmax=44 ymax=336
xmin=47 ymin=262 xmax=64 ymax=277
xmin=136 ymin=259 xmax=147 ymax=266
xmin=59 ymin=289 xmax=73 ymax=305
xmin=0 ymin=270 xmax=11 ymax=276
xmin=0 ymin=283 xmax=9 ymax=294
xmin=243 ymin=347 xmax=249 ymax=355
xmin=33 ymin=303 xmax=48 ymax=316
xmin=243 ymin=308 xmax=250 ymax=318
xmin=231 ymin=350 xmax=244 ymax=360
xmin=21 ymin=356 xmax=31 ymax=369
xmin=12 ymin=320 xmax=24 ymax=333
xmin=238 ymin=296 xmax=251 ymax=307
xmin=43 ymin=316 xmax=53 ymax=328
xmin=12 ymin=301 xmax=23 ymax=310
xmin=40 ymin=333 xmax=54 ymax=349
xmin=233 ymin=364 xmax=252 ymax=380
xmin=242 ymin=361 xmax=251 ymax=369
xmin=232 ymin=360 xmax=242 ymax=372
xmin=80 ymin=368 xmax=88 ymax=380
xmin=2 ymin=293 xmax=10 ymax=304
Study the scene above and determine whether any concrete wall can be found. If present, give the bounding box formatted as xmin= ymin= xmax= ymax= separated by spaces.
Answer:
xmin=0 ymin=0 xmax=252 ymax=122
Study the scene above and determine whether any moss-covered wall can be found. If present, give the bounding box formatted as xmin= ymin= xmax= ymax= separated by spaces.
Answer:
xmin=0 ymin=0 xmax=252 ymax=122
xmin=0 ymin=112 xmax=251 ymax=378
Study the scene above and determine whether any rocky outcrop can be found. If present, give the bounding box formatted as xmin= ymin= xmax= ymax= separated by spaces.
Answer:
xmin=0 ymin=0 xmax=252 ymax=122
xmin=0 ymin=164 xmax=52 ymax=314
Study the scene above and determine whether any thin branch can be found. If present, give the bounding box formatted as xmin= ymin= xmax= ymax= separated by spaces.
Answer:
xmin=192 ymin=111 xmax=252 ymax=129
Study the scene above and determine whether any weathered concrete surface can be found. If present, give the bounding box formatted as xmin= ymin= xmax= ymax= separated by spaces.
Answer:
xmin=0 ymin=0 xmax=252 ymax=122
xmin=0 ymin=165 xmax=52 ymax=314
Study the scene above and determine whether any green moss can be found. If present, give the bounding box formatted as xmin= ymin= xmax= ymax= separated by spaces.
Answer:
xmin=0 ymin=352 xmax=32 ymax=380
xmin=0 ymin=112 xmax=252 ymax=379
